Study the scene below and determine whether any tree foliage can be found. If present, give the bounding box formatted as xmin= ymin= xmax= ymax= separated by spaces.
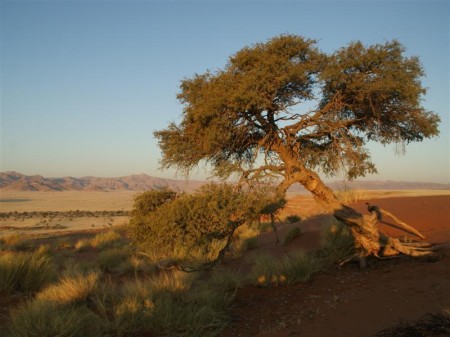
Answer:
xmin=131 ymin=187 xmax=177 ymax=217
xmin=155 ymin=35 xmax=440 ymax=188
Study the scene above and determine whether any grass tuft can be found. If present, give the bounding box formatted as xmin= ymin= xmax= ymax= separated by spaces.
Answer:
xmin=0 ymin=251 xmax=56 ymax=293
xmin=90 ymin=230 xmax=124 ymax=249
xmin=317 ymin=221 xmax=355 ymax=264
xmin=37 ymin=272 xmax=100 ymax=305
xmin=251 ymin=250 xmax=322 ymax=287
xmin=96 ymin=247 xmax=130 ymax=272
xmin=283 ymin=226 xmax=301 ymax=245
xmin=335 ymin=187 xmax=366 ymax=204
xmin=8 ymin=300 xmax=104 ymax=337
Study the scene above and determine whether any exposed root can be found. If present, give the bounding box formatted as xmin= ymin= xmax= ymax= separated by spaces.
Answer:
xmin=335 ymin=204 xmax=436 ymax=267
xmin=379 ymin=209 xmax=426 ymax=239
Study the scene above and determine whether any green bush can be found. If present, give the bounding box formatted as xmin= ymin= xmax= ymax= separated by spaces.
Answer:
xmin=132 ymin=187 xmax=177 ymax=216
xmin=128 ymin=183 xmax=278 ymax=262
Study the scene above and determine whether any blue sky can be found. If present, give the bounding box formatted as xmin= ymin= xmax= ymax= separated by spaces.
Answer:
xmin=1 ymin=0 xmax=449 ymax=183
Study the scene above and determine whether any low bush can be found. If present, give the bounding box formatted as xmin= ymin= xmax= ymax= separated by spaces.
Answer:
xmin=129 ymin=183 xmax=286 ymax=267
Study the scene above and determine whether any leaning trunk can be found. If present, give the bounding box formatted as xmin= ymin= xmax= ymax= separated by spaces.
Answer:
xmin=280 ymin=165 xmax=434 ymax=265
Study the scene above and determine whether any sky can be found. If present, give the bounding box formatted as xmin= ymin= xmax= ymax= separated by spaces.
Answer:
xmin=1 ymin=0 xmax=449 ymax=183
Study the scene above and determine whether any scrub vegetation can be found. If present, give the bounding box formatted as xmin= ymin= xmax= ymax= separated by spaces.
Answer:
xmin=0 ymin=182 xmax=352 ymax=337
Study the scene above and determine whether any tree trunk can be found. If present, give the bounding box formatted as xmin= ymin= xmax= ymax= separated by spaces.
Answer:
xmin=279 ymin=164 xmax=434 ymax=264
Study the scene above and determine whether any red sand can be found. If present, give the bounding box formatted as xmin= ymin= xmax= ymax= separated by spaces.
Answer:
xmin=221 ymin=195 xmax=450 ymax=337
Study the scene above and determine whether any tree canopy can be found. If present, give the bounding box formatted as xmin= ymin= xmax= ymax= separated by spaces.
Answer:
xmin=155 ymin=35 xmax=439 ymax=194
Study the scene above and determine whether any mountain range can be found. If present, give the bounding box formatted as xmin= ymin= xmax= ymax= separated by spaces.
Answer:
xmin=0 ymin=171 xmax=449 ymax=192
xmin=0 ymin=171 xmax=205 ymax=192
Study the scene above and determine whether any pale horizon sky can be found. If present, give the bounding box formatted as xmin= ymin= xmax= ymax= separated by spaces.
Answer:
xmin=1 ymin=0 xmax=449 ymax=183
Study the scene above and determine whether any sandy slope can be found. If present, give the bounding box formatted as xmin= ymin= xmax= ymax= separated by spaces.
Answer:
xmin=221 ymin=195 xmax=450 ymax=337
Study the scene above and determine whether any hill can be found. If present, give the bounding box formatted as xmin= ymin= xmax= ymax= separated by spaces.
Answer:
xmin=0 ymin=171 xmax=206 ymax=192
xmin=0 ymin=171 xmax=449 ymax=192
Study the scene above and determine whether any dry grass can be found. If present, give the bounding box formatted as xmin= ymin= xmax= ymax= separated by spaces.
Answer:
xmin=335 ymin=188 xmax=366 ymax=204
xmin=251 ymin=251 xmax=323 ymax=287
xmin=8 ymin=300 xmax=105 ymax=337
xmin=0 ymin=250 xmax=57 ymax=293
xmin=90 ymin=230 xmax=124 ymax=249
xmin=37 ymin=272 xmax=100 ymax=305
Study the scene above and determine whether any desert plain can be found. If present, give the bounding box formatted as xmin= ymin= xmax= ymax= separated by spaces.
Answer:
xmin=0 ymin=189 xmax=449 ymax=336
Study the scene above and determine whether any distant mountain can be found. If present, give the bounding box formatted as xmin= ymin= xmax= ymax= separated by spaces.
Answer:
xmin=0 ymin=172 xmax=206 ymax=192
xmin=0 ymin=172 xmax=448 ymax=192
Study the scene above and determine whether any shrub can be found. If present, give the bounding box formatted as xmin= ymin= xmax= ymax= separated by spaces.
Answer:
xmin=283 ymin=226 xmax=302 ymax=245
xmin=128 ymin=183 xmax=270 ymax=262
xmin=132 ymin=187 xmax=177 ymax=216
xmin=0 ymin=251 xmax=56 ymax=293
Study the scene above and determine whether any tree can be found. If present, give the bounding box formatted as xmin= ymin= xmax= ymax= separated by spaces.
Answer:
xmin=155 ymin=35 xmax=440 ymax=264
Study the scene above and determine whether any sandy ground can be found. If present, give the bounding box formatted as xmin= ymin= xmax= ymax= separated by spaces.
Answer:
xmin=221 ymin=195 xmax=450 ymax=337
xmin=1 ymin=190 xmax=449 ymax=336
xmin=0 ymin=191 xmax=137 ymax=212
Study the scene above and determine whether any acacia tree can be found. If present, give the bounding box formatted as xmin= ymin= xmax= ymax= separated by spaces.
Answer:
xmin=155 ymin=35 xmax=440 ymax=263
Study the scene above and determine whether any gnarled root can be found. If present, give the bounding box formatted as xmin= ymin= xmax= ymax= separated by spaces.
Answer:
xmin=335 ymin=205 xmax=436 ymax=267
